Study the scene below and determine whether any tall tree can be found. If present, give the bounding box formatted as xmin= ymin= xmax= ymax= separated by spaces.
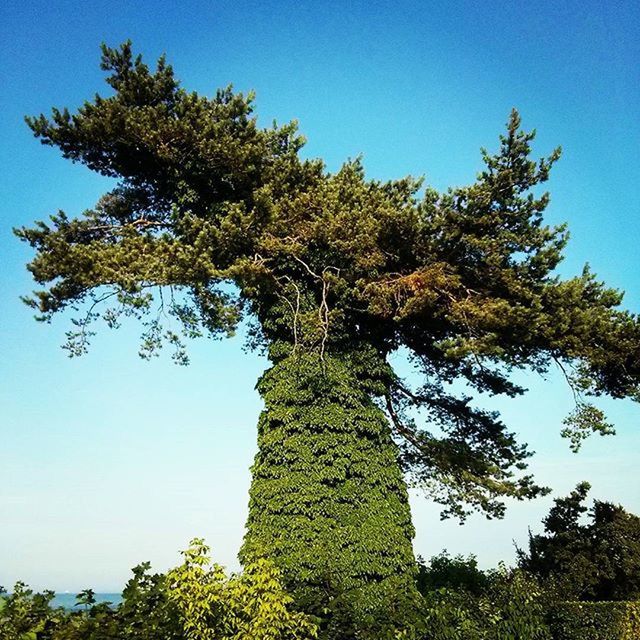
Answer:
xmin=17 ymin=43 xmax=640 ymax=632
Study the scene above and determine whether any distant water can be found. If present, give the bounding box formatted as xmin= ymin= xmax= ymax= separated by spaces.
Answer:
xmin=51 ymin=593 xmax=123 ymax=609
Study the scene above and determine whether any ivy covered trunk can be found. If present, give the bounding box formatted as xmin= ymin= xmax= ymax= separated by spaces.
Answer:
xmin=240 ymin=345 xmax=418 ymax=634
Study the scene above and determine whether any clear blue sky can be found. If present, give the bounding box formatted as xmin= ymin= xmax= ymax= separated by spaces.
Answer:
xmin=1 ymin=0 xmax=638 ymax=592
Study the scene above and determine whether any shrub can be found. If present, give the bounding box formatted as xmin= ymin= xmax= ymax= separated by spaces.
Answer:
xmin=417 ymin=552 xmax=489 ymax=597
xmin=167 ymin=538 xmax=317 ymax=640
xmin=0 ymin=540 xmax=317 ymax=640
xmin=0 ymin=582 xmax=60 ymax=640
xmin=485 ymin=567 xmax=551 ymax=640
xmin=420 ymin=588 xmax=485 ymax=640
xmin=548 ymin=601 xmax=640 ymax=640
xmin=419 ymin=567 xmax=551 ymax=640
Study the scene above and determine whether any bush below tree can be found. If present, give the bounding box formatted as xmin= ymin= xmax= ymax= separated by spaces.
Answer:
xmin=5 ymin=540 xmax=639 ymax=640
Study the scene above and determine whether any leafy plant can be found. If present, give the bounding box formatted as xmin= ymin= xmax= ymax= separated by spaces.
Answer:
xmin=517 ymin=483 xmax=640 ymax=600
xmin=417 ymin=552 xmax=489 ymax=597
xmin=419 ymin=567 xmax=551 ymax=640
xmin=548 ymin=601 xmax=640 ymax=640
xmin=484 ymin=567 xmax=551 ymax=640
xmin=0 ymin=540 xmax=316 ymax=640
xmin=167 ymin=538 xmax=317 ymax=640
xmin=0 ymin=582 xmax=58 ymax=640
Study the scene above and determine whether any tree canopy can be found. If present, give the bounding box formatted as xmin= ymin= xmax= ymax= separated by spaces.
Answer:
xmin=518 ymin=482 xmax=640 ymax=601
xmin=17 ymin=42 xmax=640 ymax=522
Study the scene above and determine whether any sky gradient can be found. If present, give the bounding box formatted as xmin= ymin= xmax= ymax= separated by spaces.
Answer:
xmin=1 ymin=0 xmax=639 ymax=591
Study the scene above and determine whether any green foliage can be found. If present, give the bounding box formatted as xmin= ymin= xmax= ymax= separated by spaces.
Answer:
xmin=548 ymin=601 xmax=640 ymax=640
xmin=419 ymin=568 xmax=551 ymax=640
xmin=117 ymin=561 xmax=182 ymax=639
xmin=0 ymin=582 xmax=59 ymax=640
xmin=416 ymin=552 xmax=489 ymax=596
xmin=421 ymin=589 xmax=486 ymax=640
xmin=241 ymin=346 xmax=419 ymax=638
xmin=42 ymin=603 xmax=120 ymax=640
xmin=74 ymin=590 xmax=95 ymax=610
xmin=167 ymin=538 xmax=317 ymax=640
xmin=483 ymin=568 xmax=551 ymax=640
xmin=8 ymin=554 xmax=640 ymax=640
xmin=0 ymin=540 xmax=316 ymax=640
xmin=517 ymin=483 xmax=640 ymax=601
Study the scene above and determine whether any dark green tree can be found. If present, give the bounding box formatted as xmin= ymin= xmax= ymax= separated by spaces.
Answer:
xmin=416 ymin=552 xmax=489 ymax=597
xmin=17 ymin=42 xmax=640 ymax=630
xmin=517 ymin=482 xmax=640 ymax=601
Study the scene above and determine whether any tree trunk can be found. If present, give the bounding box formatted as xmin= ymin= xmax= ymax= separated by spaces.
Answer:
xmin=240 ymin=346 xmax=418 ymax=636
